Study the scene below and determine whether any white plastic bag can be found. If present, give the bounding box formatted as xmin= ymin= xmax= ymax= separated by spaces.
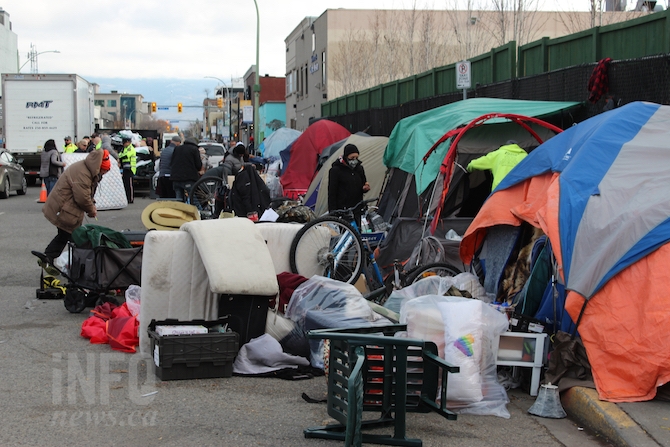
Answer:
xmin=401 ymin=295 xmax=511 ymax=418
xmin=125 ymin=285 xmax=141 ymax=317
xmin=53 ymin=251 xmax=70 ymax=275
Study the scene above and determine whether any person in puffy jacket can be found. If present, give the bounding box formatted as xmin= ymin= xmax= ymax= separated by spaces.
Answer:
xmin=39 ymin=139 xmax=66 ymax=195
xmin=466 ymin=141 xmax=528 ymax=191
xmin=34 ymin=149 xmax=112 ymax=269
xmin=328 ymin=144 xmax=370 ymax=226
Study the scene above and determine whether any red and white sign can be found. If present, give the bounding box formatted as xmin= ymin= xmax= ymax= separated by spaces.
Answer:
xmin=456 ymin=61 xmax=471 ymax=89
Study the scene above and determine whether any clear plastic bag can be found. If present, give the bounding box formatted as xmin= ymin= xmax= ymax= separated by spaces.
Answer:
xmin=384 ymin=272 xmax=489 ymax=313
xmin=265 ymin=173 xmax=284 ymax=199
xmin=286 ymin=276 xmax=391 ymax=368
xmin=401 ymin=295 xmax=511 ymax=418
xmin=125 ymin=285 xmax=141 ymax=317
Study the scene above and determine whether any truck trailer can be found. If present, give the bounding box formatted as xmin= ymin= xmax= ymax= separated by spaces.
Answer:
xmin=1 ymin=74 xmax=94 ymax=184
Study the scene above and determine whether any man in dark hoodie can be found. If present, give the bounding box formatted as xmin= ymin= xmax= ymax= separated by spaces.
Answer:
xmin=170 ymin=137 xmax=202 ymax=201
xmin=328 ymin=144 xmax=370 ymax=226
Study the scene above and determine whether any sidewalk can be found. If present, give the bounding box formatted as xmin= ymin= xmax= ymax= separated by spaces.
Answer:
xmin=561 ymin=386 xmax=670 ymax=447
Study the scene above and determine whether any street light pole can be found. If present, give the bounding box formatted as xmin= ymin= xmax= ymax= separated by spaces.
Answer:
xmin=19 ymin=44 xmax=60 ymax=73
xmin=204 ymin=76 xmax=231 ymax=144
xmin=253 ymin=0 xmax=260 ymax=150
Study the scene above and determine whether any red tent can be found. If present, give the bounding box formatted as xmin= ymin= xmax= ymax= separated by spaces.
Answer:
xmin=280 ymin=120 xmax=350 ymax=195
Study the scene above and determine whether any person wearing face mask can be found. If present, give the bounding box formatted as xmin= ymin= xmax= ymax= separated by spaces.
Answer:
xmin=328 ymin=144 xmax=370 ymax=227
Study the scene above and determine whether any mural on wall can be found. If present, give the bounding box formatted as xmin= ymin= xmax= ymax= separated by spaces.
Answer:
xmin=267 ymin=119 xmax=285 ymax=131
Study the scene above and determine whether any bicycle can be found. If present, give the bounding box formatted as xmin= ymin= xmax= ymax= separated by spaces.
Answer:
xmin=188 ymin=175 xmax=226 ymax=219
xmin=289 ymin=198 xmax=386 ymax=293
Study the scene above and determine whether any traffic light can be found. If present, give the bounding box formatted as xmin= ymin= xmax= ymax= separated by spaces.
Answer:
xmin=151 ymin=102 xmax=157 ymax=113
xmin=166 ymin=125 xmax=171 ymax=131
xmin=217 ymin=97 xmax=223 ymax=108
xmin=177 ymin=103 xmax=183 ymax=113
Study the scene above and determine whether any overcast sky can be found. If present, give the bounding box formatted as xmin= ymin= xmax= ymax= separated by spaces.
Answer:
xmin=9 ymin=0 xmax=589 ymax=81
xmin=7 ymin=0 xmax=592 ymax=126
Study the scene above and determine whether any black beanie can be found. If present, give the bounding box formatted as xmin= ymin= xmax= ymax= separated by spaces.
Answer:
xmin=233 ymin=143 xmax=246 ymax=156
xmin=44 ymin=139 xmax=57 ymax=151
xmin=343 ymin=144 xmax=359 ymax=158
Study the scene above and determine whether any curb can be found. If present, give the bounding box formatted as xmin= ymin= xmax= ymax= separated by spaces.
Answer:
xmin=561 ymin=387 xmax=659 ymax=447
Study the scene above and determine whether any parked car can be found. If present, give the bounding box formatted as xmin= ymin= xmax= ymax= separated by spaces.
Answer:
xmin=198 ymin=143 xmax=226 ymax=169
xmin=0 ymin=149 xmax=27 ymax=199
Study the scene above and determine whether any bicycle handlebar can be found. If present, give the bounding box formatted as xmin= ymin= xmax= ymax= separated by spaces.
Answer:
xmin=329 ymin=197 xmax=379 ymax=218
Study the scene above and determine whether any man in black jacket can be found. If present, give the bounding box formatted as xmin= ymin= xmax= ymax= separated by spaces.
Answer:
xmin=328 ymin=144 xmax=370 ymax=226
xmin=170 ymin=137 xmax=202 ymax=201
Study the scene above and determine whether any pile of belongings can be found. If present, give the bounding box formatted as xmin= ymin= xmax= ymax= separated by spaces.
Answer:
xmin=259 ymin=274 xmax=392 ymax=372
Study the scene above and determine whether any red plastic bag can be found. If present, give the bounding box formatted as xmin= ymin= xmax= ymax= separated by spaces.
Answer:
xmin=107 ymin=315 xmax=139 ymax=353
xmin=81 ymin=316 xmax=108 ymax=344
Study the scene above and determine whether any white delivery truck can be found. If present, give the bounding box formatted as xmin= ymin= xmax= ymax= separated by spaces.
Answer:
xmin=1 ymin=74 xmax=94 ymax=184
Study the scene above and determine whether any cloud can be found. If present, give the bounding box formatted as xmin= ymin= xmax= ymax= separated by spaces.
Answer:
xmin=10 ymin=0 xmax=457 ymax=79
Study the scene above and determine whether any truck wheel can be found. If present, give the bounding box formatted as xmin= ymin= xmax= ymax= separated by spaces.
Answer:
xmin=16 ymin=177 xmax=27 ymax=195
xmin=0 ymin=176 xmax=9 ymax=199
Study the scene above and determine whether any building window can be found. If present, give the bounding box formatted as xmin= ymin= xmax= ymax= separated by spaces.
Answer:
xmin=304 ymin=65 xmax=308 ymax=96
xmin=322 ymin=51 xmax=326 ymax=87
xmin=312 ymin=32 xmax=315 ymax=52
xmin=94 ymin=100 xmax=104 ymax=107
xmin=107 ymin=99 xmax=117 ymax=107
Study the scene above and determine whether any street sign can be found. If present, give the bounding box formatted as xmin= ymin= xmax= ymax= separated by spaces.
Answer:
xmin=242 ymin=105 xmax=253 ymax=124
xmin=456 ymin=61 xmax=471 ymax=89
xmin=157 ymin=107 xmax=169 ymax=111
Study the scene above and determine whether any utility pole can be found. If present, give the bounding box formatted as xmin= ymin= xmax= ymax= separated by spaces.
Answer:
xmin=253 ymin=0 xmax=261 ymax=147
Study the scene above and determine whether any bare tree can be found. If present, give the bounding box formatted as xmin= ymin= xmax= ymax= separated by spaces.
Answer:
xmin=487 ymin=0 xmax=545 ymax=47
xmin=329 ymin=27 xmax=369 ymax=97
xmin=445 ymin=0 xmax=490 ymax=60
xmin=557 ymin=7 xmax=644 ymax=34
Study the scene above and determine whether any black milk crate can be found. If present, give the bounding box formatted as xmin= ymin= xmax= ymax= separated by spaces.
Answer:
xmin=148 ymin=318 xmax=239 ymax=381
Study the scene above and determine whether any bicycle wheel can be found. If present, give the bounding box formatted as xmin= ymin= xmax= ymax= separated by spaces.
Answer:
xmin=289 ymin=216 xmax=364 ymax=284
xmin=403 ymin=262 xmax=461 ymax=285
xmin=189 ymin=176 xmax=224 ymax=219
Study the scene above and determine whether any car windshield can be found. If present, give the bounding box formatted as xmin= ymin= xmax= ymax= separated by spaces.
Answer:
xmin=201 ymin=145 xmax=225 ymax=156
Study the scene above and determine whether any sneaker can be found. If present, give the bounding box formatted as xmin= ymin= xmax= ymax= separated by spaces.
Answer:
xmin=31 ymin=251 xmax=60 ymax=276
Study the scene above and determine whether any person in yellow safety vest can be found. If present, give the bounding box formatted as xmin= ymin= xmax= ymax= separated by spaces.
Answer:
xmin=119 ymin=137 xmax=137 ymax=204
xmin=466 ymin=140 xmax=528 ymax=191
xmin=63 ymin=136 xmax=78 ymax=153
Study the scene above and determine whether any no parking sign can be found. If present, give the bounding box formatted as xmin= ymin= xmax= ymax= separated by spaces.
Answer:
xmin=456 ymin=61 xmax=471 ymax=89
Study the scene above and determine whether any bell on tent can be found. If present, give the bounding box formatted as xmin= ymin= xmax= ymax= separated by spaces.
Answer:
xmin=527 ymin=383 xmax=567 ymax=418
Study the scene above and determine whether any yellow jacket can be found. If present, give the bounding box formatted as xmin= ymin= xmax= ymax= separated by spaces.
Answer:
xmin=63 ymin=143 xmax=78 ymax=153
xmin=466 ymin=143 xmax=527 ymax=191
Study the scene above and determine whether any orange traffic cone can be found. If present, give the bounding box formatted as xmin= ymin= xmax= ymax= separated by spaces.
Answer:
xmin=37 ymin=182 xmax=47 ymax=203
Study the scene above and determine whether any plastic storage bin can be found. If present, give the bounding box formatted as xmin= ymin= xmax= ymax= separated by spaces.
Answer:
xmin=148 ymin=318 xmax=239 ymax=381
